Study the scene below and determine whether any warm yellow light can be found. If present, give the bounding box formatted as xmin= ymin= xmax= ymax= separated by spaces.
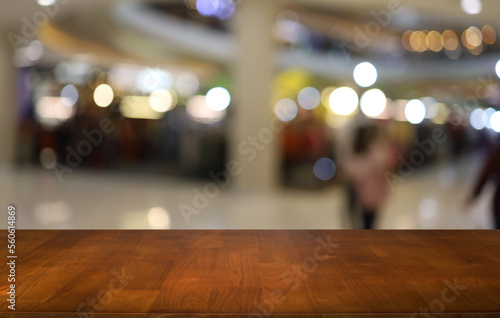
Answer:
xmin=410 ymin=31 xmax=427 ymax=52
xmin=481 ymin=25 xmax=496 ymax=45
xmin=466 ymin=26 xmax=483 ymax=47
xmin=426 ymin=31 xmax=444 ymax=52
xmin=329 ymin=87 xmax=358 ymax=116
xmin=321 ymin=86 xmax=336 ymax=109
xmin=468 ymin=42 xmax=483 ymax=55
xmin=402 ymin=30 xmax=414 ymax=51
xmin=93 ymin=84 xmax=114 ymax=107
xmin=431 ymin=103 xmax=449 ymax=124
xmin=149 ymin=89 xmax=176 ymax=112
xmin=186 ymin=95 xmax=226 ymax=124
xmin=442 ymin=30 xmax=459 ymax=51
xmin=120 ymin=96 xmax=165 ymax=119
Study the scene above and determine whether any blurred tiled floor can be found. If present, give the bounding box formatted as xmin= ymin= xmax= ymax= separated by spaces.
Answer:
xmin=0 ymin=154 xmax=495 ymax=229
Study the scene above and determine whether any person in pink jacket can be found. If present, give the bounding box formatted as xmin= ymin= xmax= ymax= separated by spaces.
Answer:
xmin=344 ymin=125 xmax=398 ymax=229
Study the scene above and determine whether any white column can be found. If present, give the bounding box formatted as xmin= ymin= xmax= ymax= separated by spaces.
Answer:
xmin=0 ymin=28 xmax=17 ymax=166
xmin=230 ymin=0 xmax=280 ymax=191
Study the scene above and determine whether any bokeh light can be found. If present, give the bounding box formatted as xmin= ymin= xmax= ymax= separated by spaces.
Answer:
xmin=353 ymin=62 xmax=377 ymax=87
xmin=313 ymin=158 xmax=337 ymax=181
xmin=421 ymin=97 xmax=438 ymax=119
xmin=275 ymin=98 xmax=298 ymax=122
xmin=187 ymin=95 xmax=226 ymax=124
xmin=93 ymin=84 xmax=114 ymax=107
xmin=60 ymin=84 xmax=79 ymax=107
xmin=136 ymin=68 xmax=173 ymax=93
xmin=410 ymin=31 xmax=427 ymax=52
xmin=483 ymin=107 xmax=496 ymax=129
xmin=149 ymin=89 xmax=176 ymax=112
xmin=360 ymin=89 xmax=386 ymax=117
xmin=465 ymin=26 xmax=483 ymax=47
xmin=495 ymin=60 xmax=500 ymax=78
xmin=431 ymin=103 xmax=449 ymax=125
xmin=297 ymin=87 xmax=321 ymax=110
xmin=147 ymin=207 xmax=171 ymax=229
xmin=481 ymin=25 xmax=496 ymax=45
xmin=36 ymin=97 xmax=75 ymax=122
xmin=470 ymin=108 xmax=485 ymax=130
xmin=426 ymin=31 xmax=444 ymax=52
xmin=26 ymin=40 xmax=44 ymax=61
xmin=196 ymin=0 xmax=235 ymax=20
xmin=444 ymin=45 xmax=461 ymax=60
xmin=121 ymin=96 xmax=165 ymax=119
xmin=206 ymin=87 xmax=231 ymax=111
xmin=329 ymin=87 xmax=358 ymax=115
xmin=405 ymin=99 xmax=426 ymax=124
xmin=442 ymin=30 xmax=459 ymax=51
xmin=320 ymin=86 xmax=336 ymax=109
xmin=491 ymin=111 xmax=500 ymax=133
xmin=37 ymin=0 xmax=56 ymax=6
xmin=401 ymin=30 xmax=414 ymax=52
xmin=461 ymin=0 xmax=482 ymax=15
xmin=468 ymin=43 xmax=483 ymax=55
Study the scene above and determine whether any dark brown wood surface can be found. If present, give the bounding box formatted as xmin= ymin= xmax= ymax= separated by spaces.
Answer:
xmin=1 ymin=230 xmax=500 ymax=317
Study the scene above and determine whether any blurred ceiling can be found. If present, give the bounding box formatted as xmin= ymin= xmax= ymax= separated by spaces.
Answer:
xmin=1 ymin=0 xmax=500 ymax=83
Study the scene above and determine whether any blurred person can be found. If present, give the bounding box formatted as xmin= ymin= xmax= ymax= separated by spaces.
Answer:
xmin=343 ymin=125 xmax=398 ymax=229
xmin=468 ymin=135 xmax=500 ymax=229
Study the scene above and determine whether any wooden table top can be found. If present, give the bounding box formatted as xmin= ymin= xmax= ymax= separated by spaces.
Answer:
xmin=1 ymin=230 xmax=500 ymax=317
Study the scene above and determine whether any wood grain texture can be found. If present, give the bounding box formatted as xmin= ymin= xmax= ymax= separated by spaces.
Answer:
xmin=0 ymin=230 xmax=500 ymax=318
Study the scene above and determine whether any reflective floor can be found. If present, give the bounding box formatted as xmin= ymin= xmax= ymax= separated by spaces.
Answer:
xmin=0 ymin=154 xmax=495 ymax=230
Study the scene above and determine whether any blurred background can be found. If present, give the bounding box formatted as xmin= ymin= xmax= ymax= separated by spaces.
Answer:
xmin=1 ymin=0 xmax=500 ymax=229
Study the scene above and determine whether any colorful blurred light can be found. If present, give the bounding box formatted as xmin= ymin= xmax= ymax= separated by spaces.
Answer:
xmin=426 ymin=31 xmax=444 ymax=52
xmin=196 ymin=0 xmax=235 ymax=20
xmin=60 ymin=84 xmax=79 ymax=107
xmin=421 ymin=97 xmax=438 ymax=119
xmin=482 ymin=107 xmax=496 ymax=129
xmin=461 ymin=0 xmax=482 ymax=15
xmin=405 ymin=99 xmax=426 ymax=124
xmin=149 ymin=89 xmax=176 ymax=112
xmin=401 ymin=30 xmax=414 ymax=52
xmin=465 ymin=26 xmax=483 ymax=47
xmin=93 ymin=84 xmax=114 ymax=107
xmin=206 ymin=87 xmax=231 ymax=111
xmin=410 ymin=31 xmax=427 ymax=52
xmin=187 ymin=95 xmax=226 ymax=124
xmin=37 ymin=0 xmax=56 ymax=6
xmin=275 ymin=98 xmax=298 ymax=122
xmin=35 ymin=97 xmax=75 ymax=123
xmin=481 ymin=25 xmax=496 ymax=45
xmin=26 ymin=40 xmax=44 ymax=61
xmin=470 ymin=108 xmax=485 ymax=130
xmin=136 ymin=68 xmax=173 ymax=93
xmin=148 ymin=207 xmax=171 ymax=229
xmin=297 ymin=87 xmax=321 ymax=110
xmin=491 ymin=112 xmax=500 ymax=132
xmin=442 ymin=30 xmax=459 ymax=51
xmin=329 ymin=87 xmax=358 ymax=115
xmin=431 ymin=103 xmax=449 ymax=124
xmin=353 ymin=62 xmax=377 ymax=87
xmin=121 ymin=96 xmax=165 ymax=119
xmin=360 ymin=89 xmax=386 ymax=117
xmin=313 ymin=158 xmax=336 ymax=181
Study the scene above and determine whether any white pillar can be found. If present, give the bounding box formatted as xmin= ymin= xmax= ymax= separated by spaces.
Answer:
xmin=0 ymin=28 xmax=17 ymax=166
xmin=230 ymin=0 xmax=280 ymax=191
